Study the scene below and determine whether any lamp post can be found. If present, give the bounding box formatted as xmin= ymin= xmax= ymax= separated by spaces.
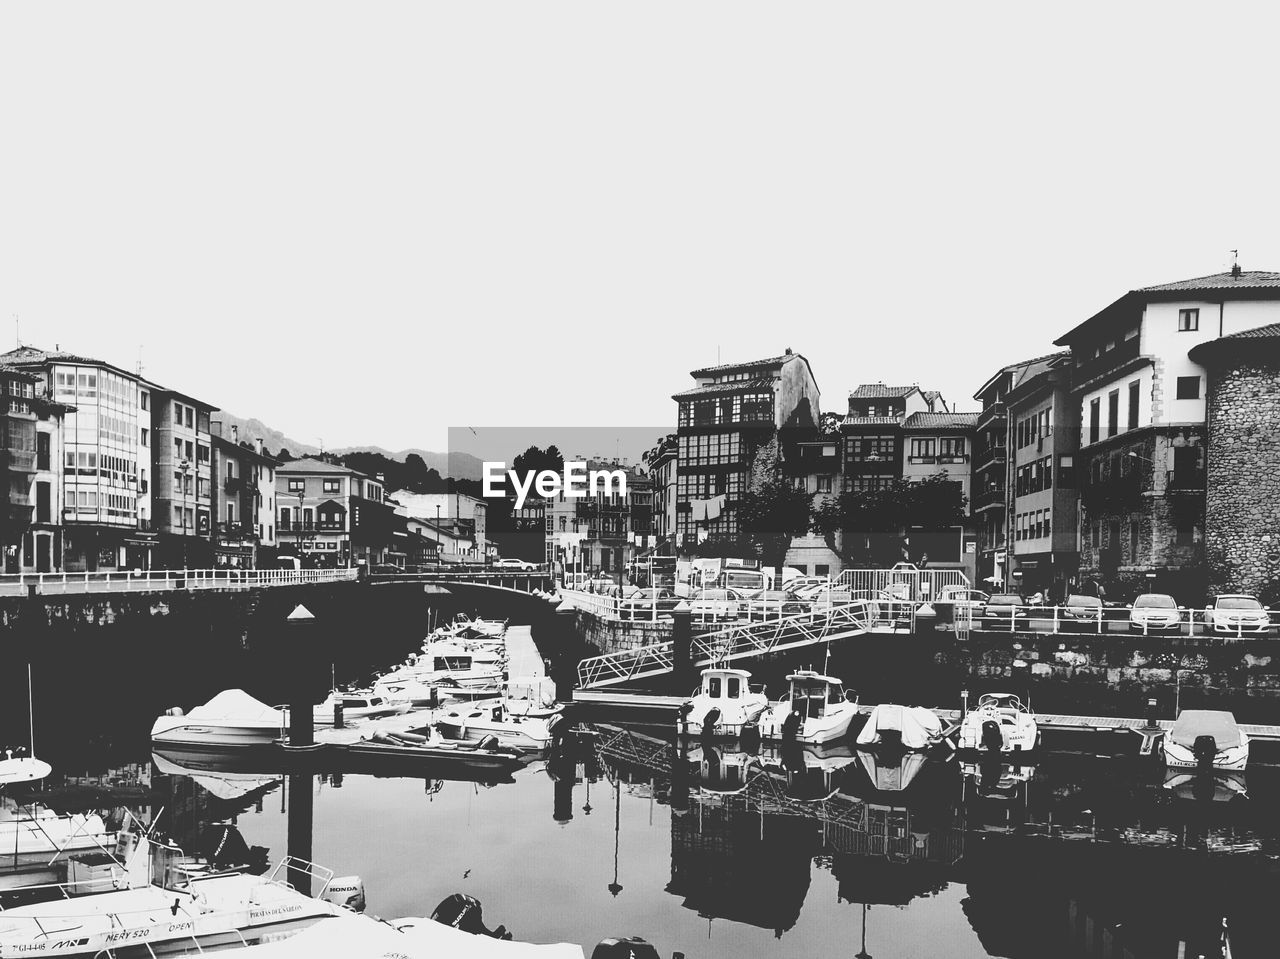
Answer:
xmin=297 ymin=490 xmax=306 ymax=565
xmin=178 ymin=459 xmax=191 ymax=570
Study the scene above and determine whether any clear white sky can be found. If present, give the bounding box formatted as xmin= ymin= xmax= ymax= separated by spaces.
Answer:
xmin=3 ymin=2 xmax=1278 ymax=453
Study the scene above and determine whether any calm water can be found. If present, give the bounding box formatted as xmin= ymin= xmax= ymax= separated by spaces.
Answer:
xmin=4 ymin=600 xmax=1279 ymax=959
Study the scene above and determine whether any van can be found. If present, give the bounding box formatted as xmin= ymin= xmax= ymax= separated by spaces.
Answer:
xmin=720 ymin=567 xmax=767 ymax=592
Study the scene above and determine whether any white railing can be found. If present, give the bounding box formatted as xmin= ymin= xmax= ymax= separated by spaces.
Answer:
xmin=576 ymin=600 xmax=875 ymax=688
xmin=0 ymin=567 xmax=358 ymax=596
xmin=963 ymin=603 xmax=1278 ymax=638
xmin=836 ymin=567 xmax=970 ymax=601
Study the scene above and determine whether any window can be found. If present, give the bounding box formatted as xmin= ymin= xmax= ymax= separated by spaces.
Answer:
xmin=140 ymin=428 xmax=149 ymax=447
xmin=1107 ymin=390 xmax=1119 ymax=438
xmin=939 ymin=437 xmax=966 ymax=459
xmin=817 ymin=475 xmax=832 ymax=493
xmin=1129 ymin=519 xmax=1141 ymax=564
xmin=1178 ymin=308 xmax=1199 ymax=331
xmin=1176 ymin=376 xmax=1200 ymax=400
xmin=323 ymin=479 xmax=340 ymax=494
xmin=280 ymin=507 xmax=291 ymax=528
xmin=184 ymin=441 xmax=194 ymax=460
xmin=174 ymin=401 xmax=183 ymax=422
xmin=1127 ymin=380 xmax=1140 ymax=430
xmin=909 ymin=438 xmax=936 ymax=461
xmin=1089 ymin=399 xmax=1100 ymax=444
xmin=288 ymin=478 xmax=304 ymax=493
xmin=185 ymin=407 xmax=194 ymax=428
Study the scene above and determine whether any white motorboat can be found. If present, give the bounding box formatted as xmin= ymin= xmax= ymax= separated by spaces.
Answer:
xmin=855 ymin=703 xmax=944 ymax=751
xmin=1163 ymin=709 xmax=1250 ymax=771
xmin=371 ymin=674 xmax=441 ymax=707
xmin=957 ymin=693 xmax=1038 ymax=754
xmin=756 ymin=670 xmax=858 ymax=744
xmin=389 ymin=641 xmax=506 ymax=690
xmin=0 ymin=833 xmax=362 ymax=958
xmin=677 ymin=668 xmax=769 ymax=737
xmin=308 ymin=690 xmax=412 ymax=725
xmin=0 ymin=801 xmax=111 ymax=861
xmin=434 ymin=701 xmax=562 ymax=751
xmin=151 ymin=690 xmax=284 ymax=749
xmin=438 ymin=614 xmax=509 ymax=640
xmin=0 ymin=753 xmax=51 ymax=786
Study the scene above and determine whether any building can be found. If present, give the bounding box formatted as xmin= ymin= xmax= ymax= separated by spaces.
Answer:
xmin=397 ymin=513 xmax=442 ymax=567
xmin=1 ymin=346 xmax=157 ymax=571
xmin=1003 ymin=353 xmax=1079 ymax=597
xmin=150 ymin=387 xmax=217 ymax=568
xmin=2 ymin=368 xmax=72 ymax=573
xmin=1053 ymin=267 xmax=1280 ymax=599
xmin=840 ymin=384 xmax=977 ymax=577
xmin=780 ymin=426 xmax=842 ymax=577
xmin=1189 ymin=323 xmax=1280 ymax=602
xmin=672 ymin=350 xmax=820 ymax=551
xmin=275 ymin=458 xmax=395 ymax=567
xmin=391 ymin=492 xmax=487 ymax=557
xmin=972 ymin=352 xmax=1077 ymax=593
xmin=642 ymin=434 xmax=678 ymax=551
xmin=210 ymin=423 xmax=278 ymax=568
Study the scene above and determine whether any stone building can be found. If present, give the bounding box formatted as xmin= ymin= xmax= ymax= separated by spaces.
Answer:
xmin=1189 ymin=323 xmax=1280 ymax=603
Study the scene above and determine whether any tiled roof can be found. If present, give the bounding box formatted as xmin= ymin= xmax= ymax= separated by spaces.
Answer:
xmin=1138 ymin=270 xmax=1280 ymax=293
xmin=841 ymin=415 xmax=904 ymax=427
xmin=902 ymin=412 xmax=979 ymax=430
xmin=277 ymin=457 xmax=368 ymax=477
xmin=1188 ymin=322 xmax=1280 ymax=363
xmin=1217 ymin=321 xmax=1280 ymax=340
xmin=672 ymin=376 xmax=775 ymax=399
xmin=688 ymin=354 xmax=794 ymax=377
xmin=849 ymin=383 xmax=919 ymax=399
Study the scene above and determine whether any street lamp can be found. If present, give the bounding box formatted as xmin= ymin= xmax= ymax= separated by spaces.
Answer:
xmin=178 ymin=459 xmax=191 ymax=570
xmin=297 ymin=490 xmax=306 ymax=565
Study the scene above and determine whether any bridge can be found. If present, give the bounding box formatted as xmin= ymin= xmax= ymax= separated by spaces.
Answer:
xmin=0 ymin=567 xmax=357 ymax=597
xmin=368 ymin=569 xmax=554 ymax=594
xmin=576 ymin=599 xmax=875 ymax=688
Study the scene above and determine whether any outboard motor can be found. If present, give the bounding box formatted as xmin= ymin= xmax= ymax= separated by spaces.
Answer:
xmin=980 ymin=719 xmax=1004 ymax=753
xmin=591 ymin=937 xmax=661 ymax=959
xmin=430 ymin=894 xmax=512 ymax=940
xmin=1193 ymin=734 xmax=1218 ymax=771
xmin=475 ymin=734 xmax=501 ymax=751
xmin=197 ymin=824 xmax=251 ymax=870
xmin=739 ymin=722 xmax=761 ymax=751
xmin=701 ymin=708 xmax=721 ymax=738
xmin=322 ymin=876 xmax=367 ymax=913
xmin=677 ymin=701 xmax=694 ymax=736
xmin=781 ymin=709 xmax=803 ymax=741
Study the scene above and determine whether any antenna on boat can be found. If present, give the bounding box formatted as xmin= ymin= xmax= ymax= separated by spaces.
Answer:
xmin=27 ymin=664 xmax=35 ymax=758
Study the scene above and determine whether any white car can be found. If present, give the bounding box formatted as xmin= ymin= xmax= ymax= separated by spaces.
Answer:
xmin=493 ymin=558 xmax=537 ymax=570
xmin=788 ymin=577 xmax=831 ymax=599
xmin=689 ymin=588 xmax=745 ymax=621
xmin=1128 ymin=593 xmax=1184 ymax=634
xmin=1204 ymin=595 xmax=1274 ymax=636
xmin=939 ymin=587 xmax=990 ymax=614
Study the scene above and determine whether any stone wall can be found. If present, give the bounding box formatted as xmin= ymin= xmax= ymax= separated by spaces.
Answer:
xmin=1204 ymin=355 xmax=1280 ymax=604
xmin=570 ymin=608 xmax=673 ymax=655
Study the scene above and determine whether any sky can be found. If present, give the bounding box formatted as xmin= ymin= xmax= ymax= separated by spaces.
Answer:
xmin=3 ymin=2 xmax=1280 ymax=455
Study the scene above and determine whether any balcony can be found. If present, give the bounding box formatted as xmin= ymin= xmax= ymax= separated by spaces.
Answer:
xmin=1072 ymin=337 xmax=1142 ymax=391
xmin=5 ymin=449 xmax=36 ymax=473
xmin=977 ymin=400 xmax=1007 ymax=429
xmin=907 ymin=455 xmax=937 ymax=465
xmin=974 ymin=486 xmax=1008 ymax=512
xmin=215 ymin=521 xmax=259 ymax=542
xmin=224 ymin=477 xmax=244 ymax=494
xmin=936 ymin=454 xmax=970 ymax=465
xmin=1165 ymin=469 xmax=1205 ymax=494
xmin=975 ymin=447 xmax=1007 ymax=474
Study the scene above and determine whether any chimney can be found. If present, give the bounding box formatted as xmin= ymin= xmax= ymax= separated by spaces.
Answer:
xmin=1231 ymin=261 xmax=1242 ymax=278
xmin=231 ymin=424 xmax=239 ymax=443
xmin=256 ymin=437 xmax=264 ymax=456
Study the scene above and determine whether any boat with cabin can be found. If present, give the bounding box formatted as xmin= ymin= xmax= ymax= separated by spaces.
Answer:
xmin=957 ymin=693 xmax=1039 ymax=754
xmin=434 ymin=701 xmax=562 ymax=752
xmin=1162 ymin=709 xmax=1250 ymax=771
xmin=677 ymin=668 xmax=769 ymax=738
xmin=756 ymin=670 xmax=858 ymax=744
xmin=307 ymin=690 xmax=412 ymax=725
xmin=151 ymin=691 xmax=285 ymax=750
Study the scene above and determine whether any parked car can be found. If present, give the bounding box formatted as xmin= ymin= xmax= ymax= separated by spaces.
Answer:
xmin=1059 ymin=594 xmax=1104 ymax=631
xmin=744 ymin=589 xmax=808 ymax=621
xmin=618 ymin=587 xmax=679 ymax=620
xmin=808 ymin=585 xmax=855 ymax=607
xmin=689 ymin=588 xmax=745 ymax=621
xmin=370 ymin=563 xmax=404 ymax=574
xmin=939 ymin=586 xmax=990 ymax=614
xmin=789 ymin=578 xmax=831 ymax=600
xmin=982 ymin=593 xmax=1028 ymax=628
xmin=493 ymin=557 xmax=538 ymax=570
xmin=1128 ymin=593 xmax=1184 ymax=634
xmin=1204 ymin=595 xmax=1274 ymax=636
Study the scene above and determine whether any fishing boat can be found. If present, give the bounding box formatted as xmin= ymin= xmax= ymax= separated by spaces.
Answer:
xmin=855 ymin=704 xmax=944 ymax=751
xmin=0 ymin=832 xmax=362 ymax=958
xmin=151 ymin=690 xmax=285 ymax=749
xmin=434 ymin=701 xmax=562 ymax=752
xmin=677 ymin=668 xmax=769 ymax=738
xmin=957 ymin=693 xmax=1038 ymax=754
xmin=308 ymin=690 xmax=412 ymax=725
xmin=756 ymin=671 xmax=858 ymax=744
xmin=1162 ymin=709 xmax=1250 ymax=771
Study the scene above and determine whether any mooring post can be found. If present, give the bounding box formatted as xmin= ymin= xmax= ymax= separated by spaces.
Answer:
xmin=672 ymin=601 xmax=693 ymax=687
xmin=284 ymin=604 xmax=317 ymax=749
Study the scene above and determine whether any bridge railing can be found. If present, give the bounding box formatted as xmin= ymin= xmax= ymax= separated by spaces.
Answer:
xmin=0 ymin=568 xmax=358 ymax=596
xmin=835 ymin=567 xmax=970 ymax=602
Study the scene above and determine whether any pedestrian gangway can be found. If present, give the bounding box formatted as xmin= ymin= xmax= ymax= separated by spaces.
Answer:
xmin=836 ymin=566 xmax=970 ymax=602
xmin=576 ymin=599 xmax=875 ymax=689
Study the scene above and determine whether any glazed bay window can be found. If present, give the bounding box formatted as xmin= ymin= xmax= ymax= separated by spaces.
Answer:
xmin=847 ymin=435 xmax=895 ymax=462
xmin=738 ymin=392 xmax=772 ymax=422
xmin=909 ymin=438 xmax=936 ymax=463
xmin=939 ymin=437 xmax=967 ymax=462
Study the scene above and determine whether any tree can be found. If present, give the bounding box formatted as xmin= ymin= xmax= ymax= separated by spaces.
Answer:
xmin=738 ymin=479 xmax=815 ymax=574
xmin=403 ymin=453 xmax=431 ymax=492
xmin=813 ymin=472 xmax=967 ymax=566
xmin=276 ymin=448 xmax=294 ymax=462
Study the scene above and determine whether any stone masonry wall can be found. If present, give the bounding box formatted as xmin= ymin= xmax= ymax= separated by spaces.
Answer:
xmin=1205 ymin=356 xmax=1280 ymax=604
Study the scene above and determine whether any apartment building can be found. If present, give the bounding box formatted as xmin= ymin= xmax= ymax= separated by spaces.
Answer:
xmin=781 ymin=427 xmax=842 ymax=576
xmin=151 ymin=388 xmax=217 ymax=567
xmin=672 ymin=349 xmax=820 ymax=550
xmin=1054 ymin=266 xmax=1280 ymax=599
xmin=392 ymin=492 xmax=488 ymax=556
xmin=276 ymin=458 xmax=396 ymax=567
xmin=210 ymin=423 xmax=278 ymax=567
xmin=1 ymin=346 xmax=157 ymax=571
xmin=2 ymin=368 xmax=72 ymax=573
xmin=642 ymin=434 xmax=678 ymax=550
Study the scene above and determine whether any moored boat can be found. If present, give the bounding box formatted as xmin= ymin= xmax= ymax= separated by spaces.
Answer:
xmin=677 ymin=668 xmax=768 ymax=738
xmin=434 ymin=702 xmax=562 ymax=752
xmin=855 ymin=703 xmax=944 ymax=751
xmin=756 ymin=671 xmax=858 ymax=744
xmin=151 ymin=690 xmax=285 ymax=749
xmin=1162 ymin=709 xmax=1249 ymax=771
xmin=956 ymin=693 xmax=1038 ymax=754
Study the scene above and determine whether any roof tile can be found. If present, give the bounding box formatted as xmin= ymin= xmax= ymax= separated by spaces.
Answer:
xmin=849 ymin=383 xmax=919 ymax=399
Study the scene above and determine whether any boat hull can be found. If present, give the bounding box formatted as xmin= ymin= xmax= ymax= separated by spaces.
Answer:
xmin=150 ymin=720 xmax=281 ymax=749
xmin=1163 ymin=738 xmax=1249 ymax=771
xmin=757 ymin=704 xmax=857 ymax=744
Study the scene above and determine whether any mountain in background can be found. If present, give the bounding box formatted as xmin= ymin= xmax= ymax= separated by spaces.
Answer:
xmin=214 ymin=412 xmax=484 ymax=479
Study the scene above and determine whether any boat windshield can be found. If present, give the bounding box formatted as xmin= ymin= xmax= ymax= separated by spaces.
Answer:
xmin=791 ymin=682 xmax=830 ymax=719
xmin=979 ymin=693 xmax=1023 ymax=711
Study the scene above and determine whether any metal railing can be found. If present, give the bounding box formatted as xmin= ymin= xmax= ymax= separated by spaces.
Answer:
xmin=966 ymin=603 xmax=1278 ymax=638
xmin=576 ymin=600 xmax=875 ymax=688
xmin=836 ymin=567 xmax=970 ymax=600
xmin=0 ymin=567 xmax=358 ymax=596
